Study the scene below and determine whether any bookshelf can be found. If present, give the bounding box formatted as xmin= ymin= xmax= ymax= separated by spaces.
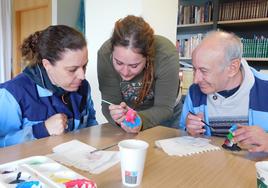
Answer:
xmin=245 ymin=58 xmax=268 ymax=62
xmin=177 ymin=22 xmax=213 ymax=28
xmin=177 ymin=0 xmax=217 ymax=61
xmin=217 ymin=17 xmax=268 ymax=25
xmin=177 ymin=0 xmax=268 ymax=70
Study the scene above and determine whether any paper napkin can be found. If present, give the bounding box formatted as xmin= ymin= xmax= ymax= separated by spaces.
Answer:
xmin=47 ymin=140 xmax=120 ymax=174
xmin=155 ymin=136 xmax=220 ymax=156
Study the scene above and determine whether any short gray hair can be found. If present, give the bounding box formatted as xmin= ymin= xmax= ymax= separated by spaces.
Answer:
xmin=204 ymin=30 xmax=242 ymax=66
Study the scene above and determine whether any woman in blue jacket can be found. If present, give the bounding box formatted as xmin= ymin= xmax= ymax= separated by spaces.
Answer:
xmin=0 ymin=25 xmax=98 ymax=147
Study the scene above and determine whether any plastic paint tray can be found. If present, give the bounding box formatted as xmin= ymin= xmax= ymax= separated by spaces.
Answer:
xmin=0 ymin=156 xmax=96 ymax=188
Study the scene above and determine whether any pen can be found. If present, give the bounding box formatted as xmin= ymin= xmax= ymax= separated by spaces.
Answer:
xmin=90 ymin=143 xmax=118 ymax=154
xmin=189 ymin=111 xmax=213 ymax=128
xmin=101 ymin=99 xmax=114 ymax=105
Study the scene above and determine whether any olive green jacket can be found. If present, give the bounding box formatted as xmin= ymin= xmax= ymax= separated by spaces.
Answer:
xmin=97 ymin=35 xmax=180 ymax=130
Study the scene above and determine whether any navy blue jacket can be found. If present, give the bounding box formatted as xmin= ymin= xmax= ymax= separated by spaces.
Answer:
xmin=0 ymin=73 xmax=98 ymax=147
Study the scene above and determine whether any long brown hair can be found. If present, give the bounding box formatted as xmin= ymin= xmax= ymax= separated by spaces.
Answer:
xmin=111 ymin=15 xmax=155 ymax=107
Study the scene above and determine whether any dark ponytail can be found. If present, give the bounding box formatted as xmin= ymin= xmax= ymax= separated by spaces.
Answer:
xmin=21 ymin=25 xmax=86 ymax=67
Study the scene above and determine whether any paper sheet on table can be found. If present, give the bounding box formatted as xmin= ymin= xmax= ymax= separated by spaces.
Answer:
xmin=47 ymin=140 xmax=120 ymax=174
xmin=155 ymin=136 xmax=220 ymax=156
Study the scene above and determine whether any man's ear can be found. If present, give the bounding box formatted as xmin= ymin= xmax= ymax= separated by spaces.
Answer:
xmin=228 ymin=58 xmax=241 ymax=77
xmin=42 ymin=59 xmax=52 ymax=71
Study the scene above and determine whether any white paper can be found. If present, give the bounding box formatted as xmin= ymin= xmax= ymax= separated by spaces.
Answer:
xmin=47 ymin=140 xmax=120 ymax=174
xmin=155 ymin=136 xmax=220 ymax=156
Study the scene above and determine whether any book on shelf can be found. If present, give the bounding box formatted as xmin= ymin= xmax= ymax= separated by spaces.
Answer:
xmin=178 ymin=1 xmax=213 ymax=25
xmin=177 ymin=33 xmax=204 ymax=58
xmin=219 ymin=0 xmax=268 ymax=21
xmin=177 ymin=35 xmax=268 ymax=59
xmin=242 ymin=36 xmax=268 ymax=58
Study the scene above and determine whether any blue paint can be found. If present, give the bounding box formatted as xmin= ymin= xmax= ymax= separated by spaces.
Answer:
xmin=123 ymin=116 xmax=141 ymax=128
xmin=229 ymin=124 xmax=238 ymax=132
xmin=16 ymin=181 xmax=41 ymax=188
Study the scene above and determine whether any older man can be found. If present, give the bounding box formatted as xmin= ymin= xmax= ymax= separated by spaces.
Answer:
xmin=180 ymin=31 xmax=268 ymax=152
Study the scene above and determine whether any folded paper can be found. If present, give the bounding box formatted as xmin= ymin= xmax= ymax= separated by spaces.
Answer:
xmin=155 ymin=136 xmax=220 ymax=156
xmin=48 ymin=140 xmax=120 ymax=174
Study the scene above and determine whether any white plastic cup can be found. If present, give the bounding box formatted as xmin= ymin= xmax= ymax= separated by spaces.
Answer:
xmin=118 ymin=139 xmax=149 ymax=187
xmin=256 ymin=161 xmax=268 ymax=188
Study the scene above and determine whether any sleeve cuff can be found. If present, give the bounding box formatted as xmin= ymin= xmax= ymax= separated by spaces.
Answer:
xmin=32 ymin=122 xmax=50 ymax=139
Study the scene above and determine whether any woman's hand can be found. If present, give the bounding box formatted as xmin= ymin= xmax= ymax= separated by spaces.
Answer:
xmin=45 ymin=113 xmax=67 ymax=136
xmin=121 ymin=114 xmax=142 ymax=133
xmin=109 ymin=102 xmax=128 ymax=124
xmin=109 ymin=102 xmax=142 ymax=133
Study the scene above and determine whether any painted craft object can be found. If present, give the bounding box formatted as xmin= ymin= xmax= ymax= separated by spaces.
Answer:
xmin=123 ymin=109 xmax=141 ymax=128
xmin=222 ymin=124 xmax=241 ymax=151
xmin=0 ymin=156 xmax=97 ymax=188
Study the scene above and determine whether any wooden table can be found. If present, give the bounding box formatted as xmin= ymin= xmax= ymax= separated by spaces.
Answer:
xmin=0 ymin=124 xmax=267 ymax=188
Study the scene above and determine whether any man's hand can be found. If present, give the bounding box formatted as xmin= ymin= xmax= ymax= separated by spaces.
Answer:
xmin=233 ymin=125 xmax=268 ymax=152
xmin=186 ymin=112 xmax=205 ymax=136
xmin=45 ymin=113 xmax=67 ymax=136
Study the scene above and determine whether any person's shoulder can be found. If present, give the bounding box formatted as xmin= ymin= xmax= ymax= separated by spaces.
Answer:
xmin=0 ymin=73 xmax=33 ymax=101
xmin=154 ymin=35 xmax=174 ymax=46
xmin=154 ymin=35 xmax=178 ymax=58
xmin=250 ymin=69 xmax=268 ymax=94
xmin=0 ymin=73 xmax=31 ymax=90
xmin=153 ymin=35 xmax=179 ymax=72
xmin=98 ymin=38 xmax=112 ymax=55
xmin=251 ymin=68 xmax=268 ymax=81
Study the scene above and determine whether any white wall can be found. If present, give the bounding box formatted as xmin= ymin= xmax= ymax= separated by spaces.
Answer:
xmin=57 ymin=0 xmax=80 ymax=28
xmin=51 ymin=0 xmax=57 ymax=25
xmin=0 ymin=0 xmax=12 ymax=83
xmin=142 ymin=0 xmax=178 ymax=44
xmin=85 ymin=0 xmax=178 ymax=124
xmin=85 ymin=0 xmax=143 ymax=124
xmin=51 ymin=0 xmax=80 ymax=28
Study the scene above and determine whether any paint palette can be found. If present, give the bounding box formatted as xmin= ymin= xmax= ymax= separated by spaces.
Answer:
xmin=0 ymin=156 xmax=97 ymax=188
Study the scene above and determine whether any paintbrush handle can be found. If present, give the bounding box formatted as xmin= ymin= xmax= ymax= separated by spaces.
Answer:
xmin=101 ymin=99 xmax=114 ymax=105
xmin=189 ymin=111 xmax=212 ymax=128
xmin=90 ymin=143 xmax=118 ymax=154
xmin=200 ymin=119 xmax=213 ymax=128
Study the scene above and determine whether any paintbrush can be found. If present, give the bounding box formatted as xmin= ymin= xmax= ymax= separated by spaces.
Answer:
xmin=189 ymin=111 xmax=214 ymax=129
xmin=101 ymin=99 xmax=114 ymax=105
xmin=90 ymin=143 xmax=118 ymax=154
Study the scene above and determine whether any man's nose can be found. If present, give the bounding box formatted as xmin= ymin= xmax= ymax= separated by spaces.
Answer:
xmin=193 ymin=70 xmax=202 ymax=84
